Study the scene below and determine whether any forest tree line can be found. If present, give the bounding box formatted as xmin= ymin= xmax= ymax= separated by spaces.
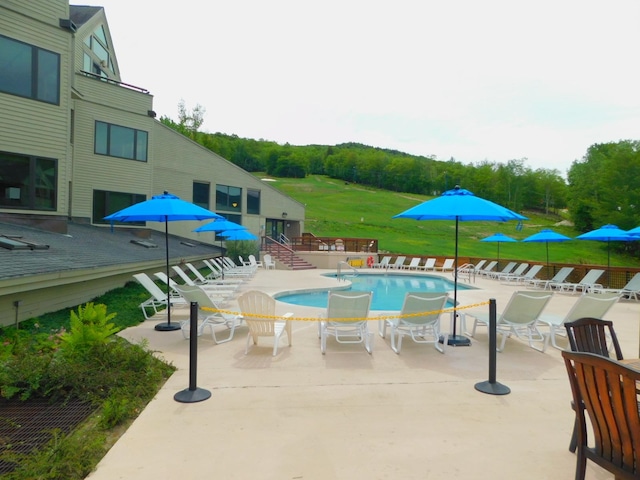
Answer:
xmin=161 ymin=110 xmax=640 ymax=235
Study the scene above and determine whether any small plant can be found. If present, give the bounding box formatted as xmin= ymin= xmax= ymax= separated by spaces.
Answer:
xmin=99 ymin=395 xmax=130 ymax=429
xmin=59 ymin=303 xmax=118 ymax=358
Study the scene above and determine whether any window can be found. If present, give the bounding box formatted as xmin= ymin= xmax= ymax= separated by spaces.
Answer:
xmin=193 ymin=182 xmax=210 ymax=209
xmin=216 ymin=185 xmax=241 ymax=212
xmin=82 ymin=26 xmax=114 ymax=76
xmin=0 ymin=152 xmax=57 ymax=210
xmin=93 ymin=190 xmax=146 ymax=225
xmin=247 ymin=189 xmax=261 ymax=215
xmin=0 ymin=35 xmax=60 ymax=104
xmin=94 ymin=121 xmax=148 ymax=161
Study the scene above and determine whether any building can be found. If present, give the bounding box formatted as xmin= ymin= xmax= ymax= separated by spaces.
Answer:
xmin=0 ymin=1 xmax=304 ymax=326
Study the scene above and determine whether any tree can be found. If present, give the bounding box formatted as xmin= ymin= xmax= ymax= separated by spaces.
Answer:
xmin=177 ymin=99 xmax=206 ymax=139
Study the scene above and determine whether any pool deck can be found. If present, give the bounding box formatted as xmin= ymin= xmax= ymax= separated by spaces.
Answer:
xmin=88 ymin=268 xmax=640 ymax=480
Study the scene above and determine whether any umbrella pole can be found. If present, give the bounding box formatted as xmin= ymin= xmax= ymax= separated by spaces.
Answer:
xmin=445 ymin=217 xmax=471 ymax=347
xmin=546 ymin=242 xmax=550 ymax=278
xmin=155 ymin=217 xmax=180 ymax=331
xmin=607 ymin=240 xmax=611 ymax=288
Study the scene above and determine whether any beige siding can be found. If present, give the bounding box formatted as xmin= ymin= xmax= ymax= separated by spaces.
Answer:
xmin=0 ymin=2 xmax=72 ymax=216
xmin=150 ymin=123 xmax=305 ymax=240
xmin=71 ymin=103 xmax=155 ymax=219
xmin=3 ymin=0 xmax=68 ymax=28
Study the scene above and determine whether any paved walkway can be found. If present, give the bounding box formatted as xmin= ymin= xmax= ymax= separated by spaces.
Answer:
xmin=88 ymin=268 xmax=640 ymax=480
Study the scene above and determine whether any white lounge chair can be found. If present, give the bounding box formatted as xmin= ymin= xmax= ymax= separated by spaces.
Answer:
xmin=486 ymin=261 xmax=517 ymax=279
xmin=154 ymin=271 xmax=233 ymax=304
xmin=501 ymin=264 xmax=543 ymax=284
xmin=537 ymin=292 xmax=620 ymax=351
xmin=173 ymin=284 xmax=241 ymax=342
xmin=527 ymin=266 xmax=574 ymax=290
xmin=422 ymin=258 xmax=437 ymax=271
xmin=373 ymin=256 xmax=391 ymax=269
xmin=477 ymin=260 xmax=498 ymax=277
xmin=464 ymin=290 xmax=553 ymax=352
xmin=497 ymin=263 xmax=529 ymax=282
xmin=202 ymin=259 xmax=245 ymax=283
xmin=436 ymin=258 xmax=454 ymax=272
xmin=592 ymin=271 xmax=640 ymax=301
xmin=378 ymin=292 xmax=449 ymax=354
xmin=551 ymin=269 xmax=605 ymax=294
xmin=403 ymin=258 xmax=422 ymax=270
xmin=172 ymin=265 xmax=238 ymax=298
xmin=390 ymin=256 xmax=407 ymax=269
xmin=132 ymin=272 xmax=187 ymax=319
xmin=319 ymin=291 xmax=373 ymax=354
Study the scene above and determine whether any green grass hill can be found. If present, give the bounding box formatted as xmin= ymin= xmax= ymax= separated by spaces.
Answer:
xmin=261 ymin=174 xmax=640 ymax=268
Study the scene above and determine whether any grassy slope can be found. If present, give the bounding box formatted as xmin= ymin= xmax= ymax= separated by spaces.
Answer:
xmin=262 ymin=174 xmax=640 ymax=267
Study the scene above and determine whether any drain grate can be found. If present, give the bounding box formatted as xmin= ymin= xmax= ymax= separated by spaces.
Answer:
xmin=0 ymin=397 xmax=95 ymax=475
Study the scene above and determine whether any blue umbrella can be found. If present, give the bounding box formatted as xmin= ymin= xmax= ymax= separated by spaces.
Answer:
xmin=522 ymin=229 xmax=572 ymax=277
xmin=576 ymin=224 xmax=633 ymax=287
xmin=394 ymin=185 xmax=527 ymax=346
xmin=627 ymin=226 xmax=640 ymax=236
xmin=105 ymin=191 xmax=223 ymax=331
xmin=219 ymin=229 xmax=258 ymax=241
xmin=480 ymin=233 xmax=517 ymax=266
xmin=194 ymin=218 xmax=247 ymax=280
xmin=194 ymin=218 xmax=245 ymax=233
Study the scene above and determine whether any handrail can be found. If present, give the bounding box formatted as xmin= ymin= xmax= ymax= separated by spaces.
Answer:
xmin=337 ymin=261 xmax=359 ymax=281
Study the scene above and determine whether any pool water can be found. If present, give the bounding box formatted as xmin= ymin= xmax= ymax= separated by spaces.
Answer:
xmin=276 ymin=273 xmax=469 ymax=310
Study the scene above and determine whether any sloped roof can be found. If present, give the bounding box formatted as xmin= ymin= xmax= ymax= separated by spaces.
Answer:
xmin=0 ymin=222 xmax=219 ymax=280
xmin=69 ymin=5 xmax=102 ymax=27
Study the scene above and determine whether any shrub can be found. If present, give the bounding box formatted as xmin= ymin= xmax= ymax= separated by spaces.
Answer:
xmin=59 ymin=303 xmax=118 ymax=359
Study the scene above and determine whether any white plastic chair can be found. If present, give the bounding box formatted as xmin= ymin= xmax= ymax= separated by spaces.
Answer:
xmin=263 ymin=254 xmax=276 ymax=270
xmin=436 ymin=258 xmax=455 ymax=271
xmin=537 ymin=292 xmax=620 ymax=351
xmin=132 ymin=272 xmax=186 ymax=319
xmin=319 ymin=291 xmax=373 ymax=354
xmin=238 ymin=290 xmax=293 ymax=356
xmin=422 ymin=258 xmax=437 ymax=271
xmin=551 ymin=269 xmax=605 ymax=293
xmin=464 ymin=291 xmax=553 ymax=352
xmin=173 ymin=284 xmax=241 ymax=343
xmin=379 ymin=292 xmax=449 ymax=354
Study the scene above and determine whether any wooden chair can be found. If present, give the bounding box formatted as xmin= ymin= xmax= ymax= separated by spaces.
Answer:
xmin=562 ymin=350 xmax=640 ymax=480
xmin=564 ymin=317 xmax=624 ymax=453
xmin=565 ymin=317 xmax=624 ymax=360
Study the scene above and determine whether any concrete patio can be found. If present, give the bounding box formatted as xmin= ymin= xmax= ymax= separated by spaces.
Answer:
xmin=87 ymin=268 xmax=640 ymax=480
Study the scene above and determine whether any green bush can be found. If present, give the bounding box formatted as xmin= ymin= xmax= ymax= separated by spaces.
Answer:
xmin=225 ymin=240 xmax=259 ymax=265
xmin=59 ymin=303 xmax=118 ymax=359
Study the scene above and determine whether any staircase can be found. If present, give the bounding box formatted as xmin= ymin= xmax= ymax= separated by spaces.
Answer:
xmin=272 ymin=251 xmax=316 ymax=270
xmin=263 ymin=240 xmax=316 ymax=270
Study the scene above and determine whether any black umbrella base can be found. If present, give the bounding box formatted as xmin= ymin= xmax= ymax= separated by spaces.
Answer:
xmin=174 ymin=387 xmax=211 ymax=403
xmin=475 ymin=380 xmax=511 ymax=395
xmin=154 ymin=322 xmax=181 ymax=332
xmin=439 ymin=334 xmax=471 ymax=346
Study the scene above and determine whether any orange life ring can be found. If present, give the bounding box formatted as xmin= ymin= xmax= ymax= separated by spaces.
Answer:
xmin=367 ymin=256 xmax=374 ymax=268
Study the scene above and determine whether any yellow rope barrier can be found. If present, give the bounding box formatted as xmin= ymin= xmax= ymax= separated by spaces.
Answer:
xmin=199 ymin=301 xmax=490 ymax=322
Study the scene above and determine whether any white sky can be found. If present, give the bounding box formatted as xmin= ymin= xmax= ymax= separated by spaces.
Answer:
xmin=94 ymin=0 xmax=640 ymax=174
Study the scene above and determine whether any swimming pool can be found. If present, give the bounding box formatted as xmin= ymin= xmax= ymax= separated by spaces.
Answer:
xmin=275 ymin=273 xmax=471 ymax=310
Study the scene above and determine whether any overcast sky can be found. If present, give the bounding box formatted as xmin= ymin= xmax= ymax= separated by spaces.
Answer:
xmin=94 ymin=0 xmax=640 ymax=174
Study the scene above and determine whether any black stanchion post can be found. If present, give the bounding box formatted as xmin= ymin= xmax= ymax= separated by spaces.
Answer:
xmin=474 ymin=298 xmax=510 ymax=395
xmin=174 ymin=301 xmax=212 ymax=403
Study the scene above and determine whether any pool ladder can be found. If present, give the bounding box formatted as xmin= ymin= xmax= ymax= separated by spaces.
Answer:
xmin=337 ymin=261 xmax=359 ymax=281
